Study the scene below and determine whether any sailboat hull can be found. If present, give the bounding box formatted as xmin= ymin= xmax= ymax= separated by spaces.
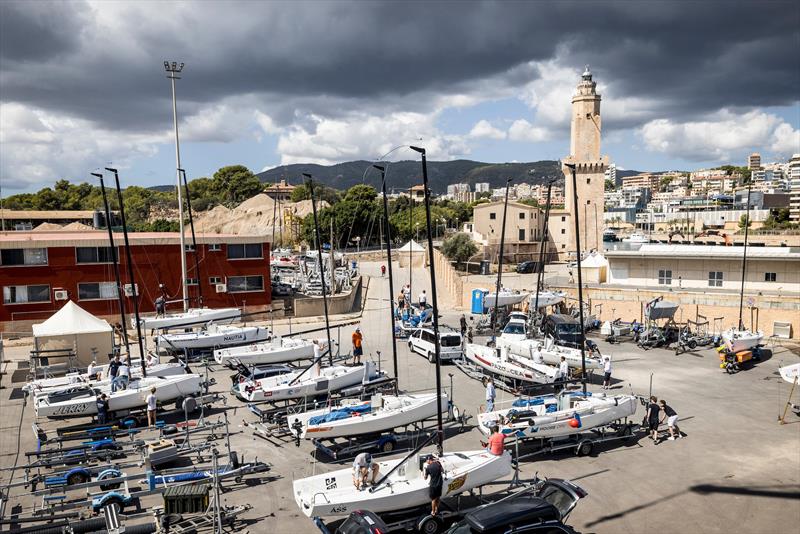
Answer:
xmin=721 ymin=329 xmax=763 ymax=352
xmin=135 ymin=307 xmax=241 ymax=330
xmin=213 ymin=338 xmax=321 ymax=366
xmin=464 ymin=344 xmax=551 ymax=384
xmin=497 ymin=338 xmax=603 ymax=370
xmin=157 ymin=325 xmax=271 ymax=351
xmin=241 ymin=364 xmax=378 ymax=402
xmin=293 ymin=450 xmax=512 ymax=517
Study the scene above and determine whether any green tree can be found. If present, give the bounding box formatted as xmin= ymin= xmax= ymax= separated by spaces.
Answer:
xmin=441 ymin=232 xmax=478 ymax=266
xmin=291 ymin=181 xmax=341 ymax=205
xmin=605 ymin=179 xmax=616 ymax=191
xmin=738 ymin=214 xmax=751 ymax=231
xmin=211 ymin=165 xmax=263 ymax=205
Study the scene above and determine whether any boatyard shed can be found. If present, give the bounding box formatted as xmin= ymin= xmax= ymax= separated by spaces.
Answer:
xmin=32 ymin=301 xmax=114 ymax=366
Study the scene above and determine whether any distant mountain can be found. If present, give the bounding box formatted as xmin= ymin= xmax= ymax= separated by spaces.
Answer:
xmin=256 ymin=159 xmax=563 ymax=193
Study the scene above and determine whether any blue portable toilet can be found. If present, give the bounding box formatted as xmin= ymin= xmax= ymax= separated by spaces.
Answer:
xmin=471 ymin=289 xmax=488 ymax=315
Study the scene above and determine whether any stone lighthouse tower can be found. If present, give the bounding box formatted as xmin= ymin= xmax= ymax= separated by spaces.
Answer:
xmin=562 ymin=66 xmax=608 ymax=255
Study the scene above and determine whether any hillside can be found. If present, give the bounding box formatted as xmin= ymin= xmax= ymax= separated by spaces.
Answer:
xmin=256 ymin=159 xmax=563 ymax=193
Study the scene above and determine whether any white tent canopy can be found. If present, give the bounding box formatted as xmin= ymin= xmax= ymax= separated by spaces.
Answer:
xmin=33 ymin=301 xmax=114 ymax=367
xmin=397 ymin=240 xmax=426 ymax=252
xmin=397 ymin=240 xmax=426 ymax=268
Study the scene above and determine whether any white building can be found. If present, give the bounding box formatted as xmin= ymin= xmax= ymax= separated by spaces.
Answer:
xmin=789 ymin=154 xmax=800 ymax=222
xmin=475 ymin=182 xmax=490 ymax=193
xmin=446 ymin=183 xmax=471 ymax=197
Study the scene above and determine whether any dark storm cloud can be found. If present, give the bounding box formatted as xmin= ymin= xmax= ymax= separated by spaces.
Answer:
xmin=1 ymin=0 xmax=797 ymax=132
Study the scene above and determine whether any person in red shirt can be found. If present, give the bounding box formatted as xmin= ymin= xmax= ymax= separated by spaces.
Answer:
xmin=481 ymin=425 xmax=506 ymax=456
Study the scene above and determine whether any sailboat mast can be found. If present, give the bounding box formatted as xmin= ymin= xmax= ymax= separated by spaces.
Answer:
xmin=181 ymin=169 xmax=203 ymax=307
xmin=534 ymin=181 xmax=554 ymax=314
xmin=411 ymin=146 xmax=444 ymax=453
xmin=165 ymin=61 xmax=189 ymax=312
xmin=566 ymin=164 xmax=588 ymax=394
xmin=491 ymin=178 xmax=513 ymax=336
xmin=738 ymin=182 xmax=752 ymax=330
xmin=94 ymin=173 xmax=131 ymax=366
xmin=304 ymin=174 xmax=334 ymax=366
xmin=376 ymin=165 xmax=400 ymax=382
xmin=408 ymin=187 xmax=413 ymax=302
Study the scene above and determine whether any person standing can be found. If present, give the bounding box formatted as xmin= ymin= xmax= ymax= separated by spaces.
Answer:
xmin=381 ymin=264 xmax=386 ymax=277
xmin=352 ymin=328 xmax=364 ymax=365
xmin=659 ymin=400 xmax=680 ymax=440
xmin=460 ymin=314 xmax=468 ymax=337
xmin=155 ymin=295 xmax=166 ymax=317
xmin=418 ymin=290 xmax=427 ymax=310
xmin=423 ymin=455 xmax=444 ymax=516
xmin=96 ymin=393 xmax=109 ymax=424
xmin=312 ymin=338 xmax=321 ymax=362
xmin=146 ymin=387 xmax=158 ymax=427
xmin=646 ymin=396 xmax=661 ymax=444
xmin=557 ymin=356 xmax=570 ymax=392
xmin=484 ymin=377 xmax=496 ymax=412
xmin=602 ymin=357 xmax=612 ymax=390
xmin=467 ymin=327 xmax=474 ymax=344
xmin=116 ymin=360 xmax=130 ymax=391
xmin=109 ymin=355 xmax=121 ymax=392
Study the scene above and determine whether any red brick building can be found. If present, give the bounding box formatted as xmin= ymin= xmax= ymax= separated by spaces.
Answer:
xmin=0 ymin=231 xmax=271 ymax=331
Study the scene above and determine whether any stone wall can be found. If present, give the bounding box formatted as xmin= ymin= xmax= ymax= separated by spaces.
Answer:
xmin=432 ymin=249 xmax=463 ymax=310
xmin=293 ymin=276 xmax=364 ymax=317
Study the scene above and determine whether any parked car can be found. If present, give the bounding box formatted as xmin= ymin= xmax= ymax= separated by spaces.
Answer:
xmin=444 ymin=478 xmax=587 ymax=534
xmin=408 ymin=327 xmax=463 ymax=363
xmin=516 ymin=260 xmax=538 ymax=274
xmin=334 ymin=510 xmax=389 ymax=534
xmin=542 ymin=314 xmax=583 ymax=348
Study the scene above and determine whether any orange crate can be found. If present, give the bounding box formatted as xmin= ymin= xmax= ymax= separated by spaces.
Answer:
xmin=736 ymin=351 xmax=752 ymax=363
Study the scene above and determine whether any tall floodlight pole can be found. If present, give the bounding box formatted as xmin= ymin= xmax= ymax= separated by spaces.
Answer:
xmin=565 ymin=163 xmax=587 ymax=395
xmin=107 ymin=168 xmax=147 ymax=377
xmin=304 ymin=173 xmax=334 ymax=365
xmin=491 ymin=178 xmax=513 ymax=336
xmin=738 ymin=182 xmax=753 ymax=330
xmin=408 ymin=187 xmax=413 ymax=302
xmin=410 ymin=146 xmax=444 ymax=454
xmin=92 ymin=172 xmax=131 ymax=366
xmin=374 ymin=164 xmax=399 ymax=382
xmin=164 ymin=60 xmax=189 ymax=312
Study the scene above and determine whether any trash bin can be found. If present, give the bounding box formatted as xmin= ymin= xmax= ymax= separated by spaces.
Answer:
xmin=480 ymin=260 xmax=490 ymax=275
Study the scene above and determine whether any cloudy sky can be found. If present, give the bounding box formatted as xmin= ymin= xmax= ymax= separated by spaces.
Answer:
xmin=1 ymin=0 xmax=798 ymax=192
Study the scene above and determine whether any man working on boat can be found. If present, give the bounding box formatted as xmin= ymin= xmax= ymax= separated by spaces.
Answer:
xmin=352 ymin=328 xmax=363 ymax=365
xmin=352 ymin=452 xmax=379 ymax=490
xmin=423 ymin=454 xmax=444 ymax=516
xmin=481 ymin=425 xmax=506 ymax=456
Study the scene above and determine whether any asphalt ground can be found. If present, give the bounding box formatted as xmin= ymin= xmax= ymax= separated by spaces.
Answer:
xmin=1 ymin=261 xmax=798 ymax=534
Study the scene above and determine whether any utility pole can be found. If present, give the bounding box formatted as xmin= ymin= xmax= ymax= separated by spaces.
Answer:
xmin=164 ymin=61 xmax=189 ymax=312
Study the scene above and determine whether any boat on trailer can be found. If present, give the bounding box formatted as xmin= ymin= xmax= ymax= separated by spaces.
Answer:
xmin=289 ymin=392 xmax=447 ymax=439
xmin=238 ymin=361 xmax=385 ymax=402
xmin=293 ymin=449 xmax=512 ymax=517
xmin=529 ymin=291 xmax=566 ymax=309
xmin=157 ymin=323 xmax=271 ymax=351
xmin=497 ymin=337 xmax=603 ymax=370
xmin=25 ymin=362 xmax=186 ymax=394
xmin=464 ymin=343 xmax=555 ymax=384
xmin=34 ymin=373 xmax=204 ymax=418
xmin=477 ymin=392 xmax=638 ymax=440
xmin=720 ymin=328 xmax=763 ymax=353
xmin=135 ymin=307 xmax=241 ymax=330
xmin=214 ymin=336 xmax=330 ymax=367
xmin=483 ymin=290 xmax=529 ymax=309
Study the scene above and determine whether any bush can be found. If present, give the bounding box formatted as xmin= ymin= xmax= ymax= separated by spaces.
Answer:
xmin=441 ymin=233 xmax=478 ymax=266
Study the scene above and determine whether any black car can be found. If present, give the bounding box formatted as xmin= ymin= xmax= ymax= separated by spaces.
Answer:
xmin=542 ymin=314 xmax=583 ymax=348
xmin=445 ymin=479 xmax=587 ymax=534
xmin=516 ymin=260 xmax=538 ymax=274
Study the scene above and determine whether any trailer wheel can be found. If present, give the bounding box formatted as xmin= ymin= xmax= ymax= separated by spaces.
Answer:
xmin=381 ymin=440 xmax=396 ymax=453
xmin=576 ymin=440 xmax=594 ymax=457
xmin=418 ymin=514 xmax=444 ymax=534
xmin=67 ymin=472 xmax=89 ymax=485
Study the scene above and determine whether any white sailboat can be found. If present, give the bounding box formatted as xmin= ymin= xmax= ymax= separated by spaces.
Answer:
xmin=293 ymin=449 xmax=512 ymax=517
xmin=135 ymin=307 xmax=241 ymax=330
xmin=622 ymin=232 xmax=649 ymax=244
xmin=720 ymin=328 xmax=763 ymax=353
xmin=529 ymin=291 xmax=566 ymax=309
xmin=496 ymin=337 xmax=603 ymax=370
xmin=34 ymin=373 xmax=204 ymax=418
xmin=238 ymin=362 xmax=384 ymax=402
xmin=25 ymin=362 xmax=186 ymax=394
xmin=289 ymin=392 xmax=447 ymax=439
xmin=477 ymin=392 xmax=637 ymax=440
xmin=214 ymin=337 xmax=331 ymax=367
xmin=779 ymin=362 xmax=800 ymax=384
xmin=483 ymin=290 xmax=529 ymax=309
xmin=464 ymin=343 xmax=556 ymax=384
xmin=156 ymin=323 xmax=271 ymax=351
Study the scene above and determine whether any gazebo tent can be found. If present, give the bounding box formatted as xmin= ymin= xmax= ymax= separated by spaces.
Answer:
xmin=579 ymin=252 xmax=608 ymax=284
xmin=397 ymin=240 xmax=427 ymax=268
xmin=32 ymin=301 xmax=115 ymax=367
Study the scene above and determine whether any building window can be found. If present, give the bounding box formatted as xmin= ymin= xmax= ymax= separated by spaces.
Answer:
xmin=561 ymin=229 xmax=566 ymax=234
xmin=518 ymin=213 xmax=525 ymax=220
xmin=185 ymin=244 xmax=195 ymax=252
xmin=561 ymin=216 xmax=566 ymax=222
xmin=561 ymin=244 xmax=566 ymax=249
xmin=186 ymin=278 xmax=199 ymax=286
xmin=489 ymin=213 xmax=497 ymax=220
xmin=227 ymin=243 xmax=263 ymax=260
xmin=518 ymin=229 xmax=525 ymax=241
xmin=1 ymin=248 xmax=48 ymax=266
xmin=708 ymin=271 xmax=723 ymax=287
xmin=228 ymin=275 xmax=264 ymax=293
xmin=78 ymin=282 xmax=117 ymax=300
xmin=3 ymin=284 xmax=50 ymax=304
xmin=587 ymin=199 xmax=591 ymax=205
xmin=764 ymin=272 xmax=777 ymax=282
xmin=586 ymin=178 xmax=591 ymax=185
xmin=209 ymin=276 xmax=222 ymax=285
xmin=208 ymin=244 xmax=221 ymax=251
xmin=76 ymin=247 xmax=114 ymax=264
xmin=658 ymin=269 xmax=672 ymax=285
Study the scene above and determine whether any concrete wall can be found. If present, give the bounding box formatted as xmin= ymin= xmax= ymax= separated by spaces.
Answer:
xmin=293 ymin=276 xmax=363 ymax=317
xmin=432 ymin=249 xmax=463 ymax=309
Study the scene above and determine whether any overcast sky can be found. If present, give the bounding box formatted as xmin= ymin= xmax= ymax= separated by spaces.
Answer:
xmin=1 ymin=0 xmax=798 ymax=192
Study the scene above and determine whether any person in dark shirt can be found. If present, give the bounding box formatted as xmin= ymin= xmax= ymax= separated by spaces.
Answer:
xmin=96 ymin=393 xmax=109 ymax=424
xmin=646 ymin=396 xmax=661 ymax=444
xmin=659 ymin=400 xmax=680 ymax=440
xmin=423 ymin=455 xmax=444 ymax=516
xmin=108 ymin=356 xmax=121 ymax=379
xmin=460 ymin=315 xmax=468 ymax=336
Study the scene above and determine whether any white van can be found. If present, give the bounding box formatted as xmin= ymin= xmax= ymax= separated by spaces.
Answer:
xmin=408 ymin=327 xmax=463 ymax=363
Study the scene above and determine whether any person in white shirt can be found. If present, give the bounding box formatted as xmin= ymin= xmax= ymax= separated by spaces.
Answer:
xmin=352 ymin=452 xmax=379 ymax=490
xmin=87 ymin=361 xmax=99 ymax=381
xmin=556 ymin=356 xmax=570 ymax=392
xmin=533 ymin=345 xmax=544 ymax=365
xmin=146 ymin=387 xmax=158 ymax=427
xmin=483 ymin=377 xmax=496 ymax=412
xmin=116 ymin=362 xmax=130 ymax=390
xmin=418 ymin=290 xmax=427 ymax=309
xmin=313 ymin=339 xmax=321 ymax=361
xmin=145 ymin=352 xmax=159 ymax=368
xmin=603 ymin=357 xmax=613 ymax=390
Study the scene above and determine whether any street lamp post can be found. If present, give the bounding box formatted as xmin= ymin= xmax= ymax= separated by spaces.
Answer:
xmin=164 ymin=60 xmax=189 ymax=312
xmin=374 ymin=164 xmax=400 ymax=382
